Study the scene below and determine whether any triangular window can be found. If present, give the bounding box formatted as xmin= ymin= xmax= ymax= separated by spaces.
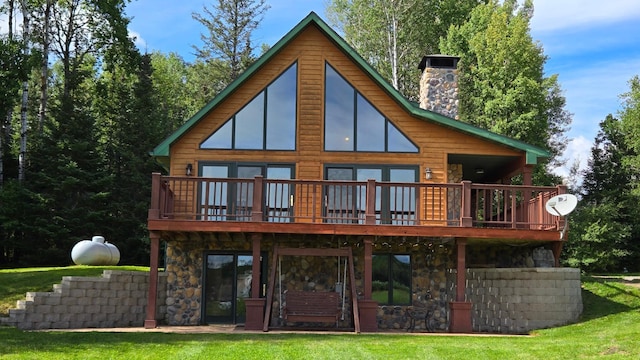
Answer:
xmin=201 ymin=63 xmax=297 ymax=150
xmin=324 ymin=63 xmax=417 ymax=153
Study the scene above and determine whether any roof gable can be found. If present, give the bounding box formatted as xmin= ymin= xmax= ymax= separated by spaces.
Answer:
xmin=151 ymin=12 xmax=550 ymax=166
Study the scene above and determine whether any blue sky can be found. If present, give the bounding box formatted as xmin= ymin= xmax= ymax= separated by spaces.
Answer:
xmin=127 ymin=1 xmax=640 ymax=183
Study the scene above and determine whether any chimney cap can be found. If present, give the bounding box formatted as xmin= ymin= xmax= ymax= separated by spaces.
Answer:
xmin=418 ymin=54 xmax=460 ymax=72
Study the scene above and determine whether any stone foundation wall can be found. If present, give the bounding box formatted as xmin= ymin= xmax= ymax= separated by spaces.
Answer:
xmin=0 ymin=270 xmax=166 ymax=330
xmin=162 ymin=235 xmax=581 ymax=334
xmin=465 ymin=268 xmax=582 ymax=333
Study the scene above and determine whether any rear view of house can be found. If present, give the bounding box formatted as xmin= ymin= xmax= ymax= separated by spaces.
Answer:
xmin=144 ymin=12 xmax=581 ymax=334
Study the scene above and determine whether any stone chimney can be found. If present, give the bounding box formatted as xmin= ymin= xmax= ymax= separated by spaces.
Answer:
xmin=418 ymin=55 xmax=460 ymax=120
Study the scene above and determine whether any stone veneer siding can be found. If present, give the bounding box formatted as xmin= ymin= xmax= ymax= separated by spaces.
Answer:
xmin=0 ymin=270 xmax=166 ymax=330
xmin=164 ymin=233 xmax=254 ymax=326
xmin=163 ymin=234 xmax=581 ymax=334
xmin=163 ymin=233 xmax=457 ymax=330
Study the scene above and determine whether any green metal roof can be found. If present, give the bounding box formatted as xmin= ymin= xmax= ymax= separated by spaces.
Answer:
xmin=151 ymin=12 xmax=550 ymax=167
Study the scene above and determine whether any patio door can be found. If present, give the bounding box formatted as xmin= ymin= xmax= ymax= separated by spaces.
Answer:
xmin=203 ymin=253 xmax=266 ymax=324
xmin=324 ymin=165 xmax=417 ymax=224
xmin=199 ymin=163 xmax=294 ymax=221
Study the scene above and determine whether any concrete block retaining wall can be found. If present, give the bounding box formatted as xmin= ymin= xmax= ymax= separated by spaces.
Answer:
xmin=0 ymin=270 xmax=166 ymax=330
xmin=466 ymin=268 xmax=582 ymax=334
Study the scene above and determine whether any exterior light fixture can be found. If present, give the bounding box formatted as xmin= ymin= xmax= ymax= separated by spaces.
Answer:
xmin=475 ymin=168 xmax=484 ymax=175
xmin=425 ymin=167 xmax=432 ymax=180
xmin=186 ymin=163 xmax=193 ymax=176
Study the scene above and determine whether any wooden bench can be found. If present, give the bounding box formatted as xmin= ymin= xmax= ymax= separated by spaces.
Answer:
xmin=283 ymin=290 xmax=341 ymax=326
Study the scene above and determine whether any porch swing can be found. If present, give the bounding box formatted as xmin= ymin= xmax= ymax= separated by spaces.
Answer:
xmin=262 ymin=245 xmax=361 ymax=333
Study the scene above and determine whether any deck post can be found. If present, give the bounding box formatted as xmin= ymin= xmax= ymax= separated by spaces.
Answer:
xmin=365 ymin=179 xmax=376 ymax=224
xmin=251 ymin=176 xmax=264 ymax=222
xmin=449 ymin=238 xmax=472 ymax=333
xmin=551 ymin=241 xmax=563 ymax=267
xmin=363 ymin=237 xmax=373 ymax=298
xmin=148 ymin=172 xmax=161 ymax=220
xmin=144 ymin=231 xmax=160 ymax=329
xmin=522 ymin=166 xmax=534 ymax=227
xmin=461 ymin=181 xmax=472 ymax=227
xmin=360 ymin=236 xmax=378 ymax=332
xmin=245 ymin=233 xmax=266 ymax=330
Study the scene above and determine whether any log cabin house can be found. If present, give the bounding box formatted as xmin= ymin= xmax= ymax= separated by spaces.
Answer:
xmin=144 ymin=12 xmax=581 ymax=334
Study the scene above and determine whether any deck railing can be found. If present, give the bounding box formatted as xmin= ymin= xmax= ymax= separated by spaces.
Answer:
xmin=149 ymin=173 xmax=565 ymax=230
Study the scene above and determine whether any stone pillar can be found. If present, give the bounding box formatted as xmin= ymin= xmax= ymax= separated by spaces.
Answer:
xmin=449 ymin=238 xmax=472 ymax=333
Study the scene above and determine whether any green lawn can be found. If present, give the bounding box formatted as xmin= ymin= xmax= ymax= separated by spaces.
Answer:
xmin=1 ymin=268 xmax=639 ymax=359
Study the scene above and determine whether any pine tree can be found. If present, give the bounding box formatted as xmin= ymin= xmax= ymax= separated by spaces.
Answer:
xmin=192 ymin=0 xmax=270 ymax=84
xmin=564 ymin=115 xmax=635 ymax=272
xmin=94 ymin=48 xmax=168 ymax=264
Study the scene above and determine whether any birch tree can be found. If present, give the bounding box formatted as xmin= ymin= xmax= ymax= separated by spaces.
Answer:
xmin=18 ymin=0 xmax=29 ymax=182
xmin=0 ymin=0 xmax=34 ymax=184
xmin=327 ymin=0 xmax=481 ymax=100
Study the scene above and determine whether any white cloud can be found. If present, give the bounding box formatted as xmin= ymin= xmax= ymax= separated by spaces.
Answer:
xmin=551 ymin=136 xmax=592 ymax=185
xmin=128 ymin=30 xmax=147 ymax=52
xmin=530 ymin=0 xmax=640 ymax=32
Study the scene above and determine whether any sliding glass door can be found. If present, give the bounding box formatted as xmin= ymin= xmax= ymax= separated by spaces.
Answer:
xmin=199 ymin=163 xmax=294 ymax=221
xmin=324 ymin=165 xmax=417 ymax=224
xmin=203 ymin=253 xmax=266 ymax=324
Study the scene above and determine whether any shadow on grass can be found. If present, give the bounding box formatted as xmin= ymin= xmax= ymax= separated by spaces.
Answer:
xmin=580 ymin=276 xmax=640 ymax=322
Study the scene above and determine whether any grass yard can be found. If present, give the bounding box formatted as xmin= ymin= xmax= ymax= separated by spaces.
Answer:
xmin=0 ymin=267 xmax=639 ymax=360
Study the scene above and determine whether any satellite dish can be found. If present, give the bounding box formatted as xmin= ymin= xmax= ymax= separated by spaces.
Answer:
xmin=545 ymin=194 xmax=578 ymax=217
xmin=545 ymin=194 xmax=578 ymax=240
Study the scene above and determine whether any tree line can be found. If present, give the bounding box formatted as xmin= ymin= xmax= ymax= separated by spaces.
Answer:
xmin=0 ymin=0 xmax=268 ymax=266
xmin=0 ymin=0 xmax=637 ymax=272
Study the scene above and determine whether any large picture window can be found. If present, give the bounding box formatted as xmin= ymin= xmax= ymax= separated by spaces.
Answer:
xmin=201 ymin=63 xmax=297 ymax=150
xmin=372 ymin=254 xmax=411 ymax=305
xmin=324 ymin=63 xmax=418 ymax=153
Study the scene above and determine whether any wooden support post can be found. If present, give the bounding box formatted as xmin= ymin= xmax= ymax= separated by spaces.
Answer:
xmin=251 ymin=234 xmax=261 ymax=298
xmin=364 ymin=237 xmax=373 ymax=299
xmin=552 ymin=241 xmax=563 ymax=268
xmin=365 ymin=179 xmax=376 ymax=225
xmin=148 ymin=173 xmax=161 ymax=220
xmin=251 ymin=176 xmax=264 ymax=222
xmin=455 ymin=239 xmax=467 ymax=302
xmin=359 ymin=236 xmax=378 ymax=332
xmin=522 ymin=165 xmax=533 ymax=186
xmin=263 ymin=244 xmax=279 ymax=332
xmin=449 ymin=238 xmax=472 ymax=333
xmin=522 ymin=165 xmax=533 ymax=228
xmin=461 ymin=181 xmax=472 ymax=227
xmin=144 ymin=232 xmax=160 ymax=329
xmin=245 ymin=234 xmax=265 ymax=330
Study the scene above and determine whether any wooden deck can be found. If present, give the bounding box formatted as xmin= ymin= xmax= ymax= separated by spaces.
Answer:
xmin=147 ymin=173 xmax=565 ymax=242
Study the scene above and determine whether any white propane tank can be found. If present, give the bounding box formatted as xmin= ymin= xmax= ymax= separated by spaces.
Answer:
xmin=71 ymin=236 xmax=120 ymax=265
